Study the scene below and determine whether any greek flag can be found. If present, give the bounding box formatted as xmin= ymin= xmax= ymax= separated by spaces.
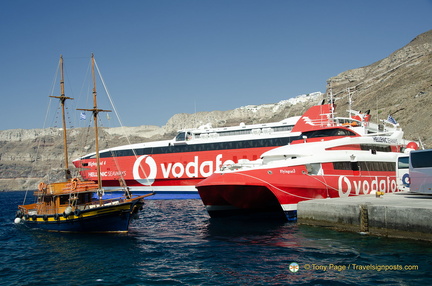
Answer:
xmin=387 ymin=115 xmax=397 ymax=125
xmin=80 ymin=112 xmax=86 ymax=120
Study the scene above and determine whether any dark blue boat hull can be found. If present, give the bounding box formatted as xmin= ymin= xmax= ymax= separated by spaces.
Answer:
xmin=20 ymin=201 xmax=143 ymax=233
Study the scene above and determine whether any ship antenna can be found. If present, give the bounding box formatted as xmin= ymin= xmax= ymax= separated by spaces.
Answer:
xmin=348 ymin=87 xmax=352 ymax=118
xmin=49 ymin=55 xmax=74 ymax=180
xmin=327 ymin=81 xmax=335 ymax=121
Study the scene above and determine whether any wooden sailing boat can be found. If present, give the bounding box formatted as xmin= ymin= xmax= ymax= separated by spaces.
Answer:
xmin=15 ymin=55 xmax=153 ymax=233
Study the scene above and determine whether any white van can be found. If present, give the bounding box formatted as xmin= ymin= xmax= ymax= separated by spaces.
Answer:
xmin=397 ymin=155 xmax=410 ymax=191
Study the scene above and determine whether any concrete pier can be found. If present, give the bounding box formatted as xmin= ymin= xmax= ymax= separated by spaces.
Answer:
xmin=297 ymin=192 xmax=432 ymax=241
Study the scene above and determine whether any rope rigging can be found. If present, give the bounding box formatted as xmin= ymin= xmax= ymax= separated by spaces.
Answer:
xmin=24 ymin=54 xmax=155 ymax=205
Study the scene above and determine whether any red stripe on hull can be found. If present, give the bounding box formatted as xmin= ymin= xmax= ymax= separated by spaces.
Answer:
xmin=74 ymin=147 xmax=276 ymax=189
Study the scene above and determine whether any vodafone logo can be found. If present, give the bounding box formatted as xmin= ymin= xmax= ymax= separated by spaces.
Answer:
xmin=338 ymin=176 xmax=352 ymax=197
xmin=132 ymin=154 xmax=235 ymax=186
xmin=337 ymin=175 xmax=397 ymax=197
xmin=133 ymin=155 xmax=157 ymax=185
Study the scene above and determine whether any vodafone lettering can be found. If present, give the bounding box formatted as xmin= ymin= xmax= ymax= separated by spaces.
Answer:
xmin=337 ymin=176 xmax=398 ymax=197
xmin=133 ymin=154 xmax=235 ymax=186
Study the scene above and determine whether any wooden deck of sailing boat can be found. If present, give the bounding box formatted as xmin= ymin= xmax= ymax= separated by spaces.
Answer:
xmin=14 ymin=55 xmax=153 ymax=233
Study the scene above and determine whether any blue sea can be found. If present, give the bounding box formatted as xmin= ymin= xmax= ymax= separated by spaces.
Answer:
xmin=1 ymin=191 xmax=431 ymax=285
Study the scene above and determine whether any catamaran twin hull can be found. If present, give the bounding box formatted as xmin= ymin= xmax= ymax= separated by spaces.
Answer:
xmin=196 ymin=162 xmax=401 ymax=221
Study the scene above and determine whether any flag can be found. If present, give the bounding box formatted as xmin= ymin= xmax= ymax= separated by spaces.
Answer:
xmin=387 ymin=115 xmax=397 ymax=125
xmin=80 ymin=112 xmax=86 ymax=120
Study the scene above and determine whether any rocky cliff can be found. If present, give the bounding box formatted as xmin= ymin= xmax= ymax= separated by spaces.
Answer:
xmin=2 ymin=29 xmax=431 ymax=191
xmin=327 ymin=30 xmax=432 ymax=145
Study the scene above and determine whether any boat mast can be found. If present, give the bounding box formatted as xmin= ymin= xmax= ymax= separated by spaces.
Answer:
xmin=78 ymin=54 xmax=111 ymax=189
xmin=50 ymin=55 xmax=73 ymax=180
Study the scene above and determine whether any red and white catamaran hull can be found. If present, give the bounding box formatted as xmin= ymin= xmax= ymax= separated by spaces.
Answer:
xmin=196 ymin=133 xmax=414 ymax=220
xmin=196 ymin=163 xmax=401 ymax=220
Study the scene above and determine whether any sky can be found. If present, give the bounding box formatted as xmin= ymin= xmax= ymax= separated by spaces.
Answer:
xmin=0 ymin=0 xmax=431 ymax=130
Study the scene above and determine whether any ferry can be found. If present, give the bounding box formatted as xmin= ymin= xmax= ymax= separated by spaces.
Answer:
xmin=196 ymin=123 xmax=418 ymax=220
xmin=73 ymin=102 xmax=397 ymax=199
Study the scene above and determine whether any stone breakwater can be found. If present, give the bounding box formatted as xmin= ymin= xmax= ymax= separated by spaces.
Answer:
xmin=298 ymin=193 xmax=432 ymax=241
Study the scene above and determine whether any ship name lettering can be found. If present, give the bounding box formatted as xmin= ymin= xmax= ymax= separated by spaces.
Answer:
xmin=280 ymin=169 xmax=296 ymax=174
xmin=88 ymin=161 xmax=106 ymax=167
xmin=372 ymin=136 xmax=398 ymax=144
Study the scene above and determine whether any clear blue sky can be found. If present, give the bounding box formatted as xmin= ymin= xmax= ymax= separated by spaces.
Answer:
xmin=1 ymin=0 xmax=431 ymax=130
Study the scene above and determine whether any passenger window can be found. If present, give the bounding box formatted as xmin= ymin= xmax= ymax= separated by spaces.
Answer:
xmin=175 ymin=132 xmax=186 ymax=141
xmin=398 ymin=157 xmax=409 ymax=169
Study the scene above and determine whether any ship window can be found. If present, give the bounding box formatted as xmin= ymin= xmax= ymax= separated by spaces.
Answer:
xmin=397 ymin=156 xmax=409 ymax=169
xmin=302 ymin=128 xmax=356 ymax=139
xmin=333 ymin=162 xmax=352 ymax=170
xmin=360 ymin=144 xmax=391 ymax=152
xmin=88 ymin=135 xmax=303 ymax=158
xmin=175 ymin=132 xmax=186 ymax=141
xmin=273 ymin=125 xmax=294 ymax=132
xmin=195 ymin=125 xmax=294 ymax=138
xmin=59 ymin=196 xmax=69 ymax=205
xmin=306 ymin=163 xmax=322 ymax=175
xmin=333 ymin=161 xmax=395 ymax=172
xmin=99 ymin=152 xmax=109 ymax=158
xmin=218 ymin=129 xmax=252 ymax=136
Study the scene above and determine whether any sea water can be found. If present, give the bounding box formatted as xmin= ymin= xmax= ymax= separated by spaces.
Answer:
xmin=1 ymin=191 xmax=431 ymax=285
